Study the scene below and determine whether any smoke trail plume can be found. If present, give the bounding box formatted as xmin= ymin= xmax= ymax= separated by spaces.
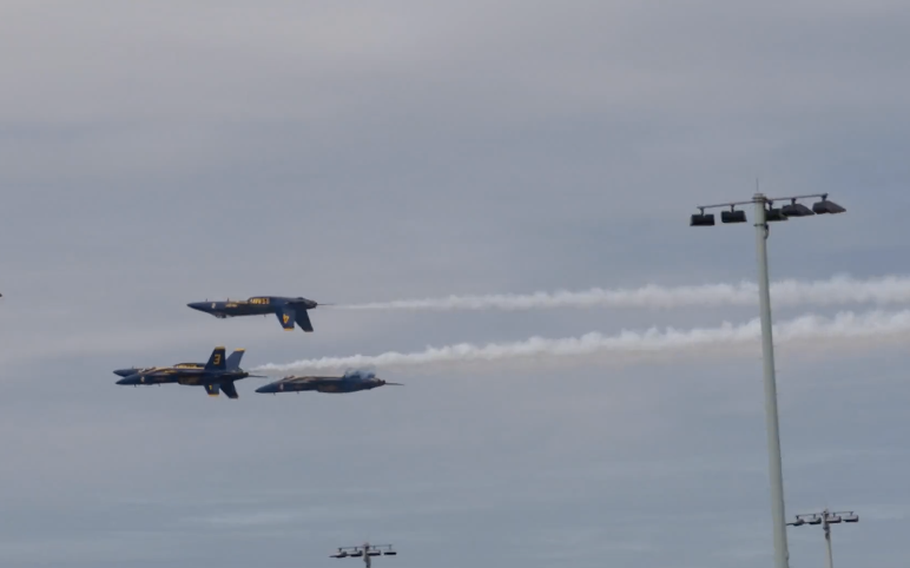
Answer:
xmin=254 ymin=309 xmax=910 ymax=373
xmin=334 ymin=274 xmax=910 ymax=311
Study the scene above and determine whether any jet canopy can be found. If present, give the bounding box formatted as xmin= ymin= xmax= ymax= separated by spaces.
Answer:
xmin=343 ymin=368 xmax=376 ymax=380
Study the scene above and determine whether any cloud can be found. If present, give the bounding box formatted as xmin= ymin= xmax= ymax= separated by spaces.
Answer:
xmin=337 ymin=273 xmax=910 ymax=311
xmin=2 ymin=1 xmax=910 ymax=567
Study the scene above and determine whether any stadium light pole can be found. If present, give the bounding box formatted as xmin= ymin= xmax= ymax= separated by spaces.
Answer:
xmin=690 ymin=191 xmax=846 ymax=568
xmin=788 ymin=509 xmax=859 ymax=568
xmin=330 ymin=542 xmax=397 ymax=568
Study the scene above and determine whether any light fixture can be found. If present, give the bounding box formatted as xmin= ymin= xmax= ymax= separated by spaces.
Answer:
xmin=690 ymin=208 xmax=715 ymax=226
xmin=721 ymin=207 xmax=747 ymax=223
xmin=812 ymin=194 xmax=847 ymax=214
xmin=765 ymin=203 xmax=789 ymax=222
xmin=781 ymin=198 xmax=815 ymax=217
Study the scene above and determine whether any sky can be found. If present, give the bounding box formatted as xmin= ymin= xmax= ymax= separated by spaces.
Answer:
xmin=1 ymin=1 xmax=909 ymax=566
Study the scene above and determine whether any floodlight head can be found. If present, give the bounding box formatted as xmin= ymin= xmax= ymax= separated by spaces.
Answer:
xmin=721 ymin=208 xmax=747 ymax=223
xmin=827 ymin=515 xmax=842 ymax=523
xmin=765 ymin=205 xmax=789 ymax=222
xmin=690 ymin=208 xmax=715 ymax=226
xmin=844 ymin=514 xmax=859 ymax=523
xmin=812 ymin=194 xmax=846 ymax=214
xmin=781 ymin=199 xmax=815 ymax=217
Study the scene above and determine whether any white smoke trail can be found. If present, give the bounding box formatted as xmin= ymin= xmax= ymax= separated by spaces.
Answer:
xmin=333 ymin=274 xmax=910 ymax=311
xmin=254 ymin=308 xmax=910 ymax=373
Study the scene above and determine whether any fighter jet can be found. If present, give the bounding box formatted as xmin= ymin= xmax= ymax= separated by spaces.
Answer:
xmin=255 ymin=369 xmax=402 ymax=394
xmin=187 ymin=296 xmax=322 ymax=332
xmin=112 ymin=349 xmax=246 ymax=378
xmin=114 ymin=347 xmax=260 ymax=398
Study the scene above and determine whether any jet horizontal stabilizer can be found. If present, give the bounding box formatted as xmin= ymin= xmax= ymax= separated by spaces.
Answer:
xmin=220 ymin=382 xmax=239 ymax=399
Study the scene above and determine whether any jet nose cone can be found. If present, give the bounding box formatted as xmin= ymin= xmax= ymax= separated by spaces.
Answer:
xmin=187 ymin=302 xmax=207 ymax=311
xmin=255 ymin=384 xmax=275 ymax=393
xmin=117 ymin=373 xmax=143 ymax=385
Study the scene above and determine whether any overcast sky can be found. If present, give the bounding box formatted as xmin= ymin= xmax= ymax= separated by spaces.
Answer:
xmin=2 ymin=1 xmax=910 ymax=567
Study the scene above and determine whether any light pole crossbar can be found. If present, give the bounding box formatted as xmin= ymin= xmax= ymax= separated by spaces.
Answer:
xmin=331 ymin=543 xmax=397 ymax=568
xmin=695 ymin=193 xmax=832 ymax=211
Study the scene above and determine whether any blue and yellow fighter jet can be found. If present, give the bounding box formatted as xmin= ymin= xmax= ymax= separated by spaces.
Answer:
xmin=255 ymin=369 xmax=402 ymax=394
xmin=114 ymin=347 xmax=259 ymax=398
xmin=186 ymin=296 xmax=321 ymax=332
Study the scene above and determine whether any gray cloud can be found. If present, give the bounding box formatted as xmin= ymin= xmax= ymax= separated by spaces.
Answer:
xmin=1 ymin=1 xmax=909 ymax=567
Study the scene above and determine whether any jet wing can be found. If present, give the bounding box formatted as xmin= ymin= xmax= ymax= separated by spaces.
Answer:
xmin=204 ymin=384 xmax=220 ymax=397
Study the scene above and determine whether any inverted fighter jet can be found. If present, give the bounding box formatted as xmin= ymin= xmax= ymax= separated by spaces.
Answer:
xmin=187 ymin=296 xmax=322 ymax=332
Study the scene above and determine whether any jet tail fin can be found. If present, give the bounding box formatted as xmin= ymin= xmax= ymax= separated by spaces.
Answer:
xmin=204 ymin=347 xmax=226 ymax=371
xmin=225 ymin=349 xmax=245 ymax=370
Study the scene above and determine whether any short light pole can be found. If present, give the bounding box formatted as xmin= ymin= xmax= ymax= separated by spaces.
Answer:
xmin=690 ymin=191 xmax=846 ymax=568
xmin=331 ymin=542 xmax=397 ymax=568
xmin=788 ymin=509 xmax=859 ymax=568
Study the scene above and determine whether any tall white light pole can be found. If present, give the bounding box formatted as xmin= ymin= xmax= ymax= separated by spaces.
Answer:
xmin=690 ymin=191 xmax=847 ymax=568
xmin=788 ymin=509 xmax=859 ymax=568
